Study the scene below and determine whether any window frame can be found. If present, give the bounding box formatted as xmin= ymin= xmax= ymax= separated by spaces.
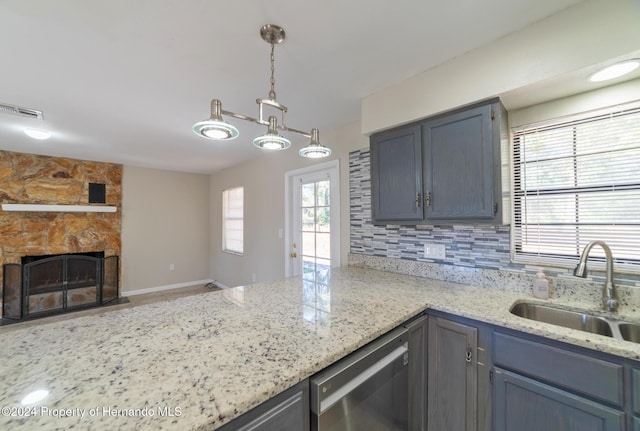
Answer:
xmin=511 ymin=103 xmax=640 ymax=274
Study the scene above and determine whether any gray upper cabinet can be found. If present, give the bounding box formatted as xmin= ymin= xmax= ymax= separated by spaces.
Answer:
xmin=370 ymin=123 xmax=423 ymax=223
xmin=370 ymin=98 xmax=507 ymax=225
xmin=422 ymin=101 xmax=502 ymax=222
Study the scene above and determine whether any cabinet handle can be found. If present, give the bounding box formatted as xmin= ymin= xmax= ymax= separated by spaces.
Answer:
xmin=415 ymin=193 xmax=421 ymax=208
xmin=466 ymin=346 xmax=472 ymax=363
xmin=425 ymin=192 xmax=431 ymax=207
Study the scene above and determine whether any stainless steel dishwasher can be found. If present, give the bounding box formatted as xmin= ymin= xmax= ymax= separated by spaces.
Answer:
xmin=310 ymin=326 xmax=410 ymax=430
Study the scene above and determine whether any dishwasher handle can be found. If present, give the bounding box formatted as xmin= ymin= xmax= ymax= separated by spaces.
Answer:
xmin=317 ymin=341 xmax=408 ymax=414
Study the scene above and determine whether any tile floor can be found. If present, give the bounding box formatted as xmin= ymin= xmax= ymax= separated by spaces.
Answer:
xmin=1 ymin=283 xmax=220 ymax=332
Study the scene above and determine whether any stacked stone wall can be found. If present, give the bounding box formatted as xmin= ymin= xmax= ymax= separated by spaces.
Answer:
xmin=0 ymin=151 xmax=122 ymax=302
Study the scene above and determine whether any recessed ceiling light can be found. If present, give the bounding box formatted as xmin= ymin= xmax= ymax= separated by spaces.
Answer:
xmin=589 ymin=60 xmax=640 ymax=82
xmin=24 ymin=128 xmax=52 ymax=140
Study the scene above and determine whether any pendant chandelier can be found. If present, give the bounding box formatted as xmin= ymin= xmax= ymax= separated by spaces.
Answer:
xmin=193 ymin=24 xmax=331 ymax=159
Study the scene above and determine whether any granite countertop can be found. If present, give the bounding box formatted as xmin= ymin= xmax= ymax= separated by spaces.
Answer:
xmin=2 ymin=266 xmax=640 ymax=430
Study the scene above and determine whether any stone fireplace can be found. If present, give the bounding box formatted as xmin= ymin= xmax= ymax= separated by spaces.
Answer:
xmin=0 ymin=150 xmax=122 ymax=321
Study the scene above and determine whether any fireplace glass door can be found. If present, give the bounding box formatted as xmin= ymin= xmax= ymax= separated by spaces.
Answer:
xmin=23 ymin=255 xmax=101 ymax=317
xmin=26 ymin=257 xmax=65 ymax=315
xmin=66 ymin=256 xmax=100 ymax=308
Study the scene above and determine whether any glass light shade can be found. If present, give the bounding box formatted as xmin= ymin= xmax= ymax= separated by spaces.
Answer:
xmin=253 ymin=115 xmax=291 ymax=150
xmin=24 ymin=128 xmax=51 ymax=140
xmin=299 ymin=145 xmax=331 ymax=158
xmin=589 ymin=60 xmax=640 ymax=82
xmin=253 ymin=134 xmax=291 ymax=150
xmin=299 ymin=128 xmax=330 ymax=158
xmin=192 ymin=119 xmax=239 ymax=140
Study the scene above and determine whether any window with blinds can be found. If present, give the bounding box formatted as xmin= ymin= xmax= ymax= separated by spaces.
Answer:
xmin=222 ymin=186 xmax=244 ymax=254
xmin=512 ymin=104 xmax=640 ymax=273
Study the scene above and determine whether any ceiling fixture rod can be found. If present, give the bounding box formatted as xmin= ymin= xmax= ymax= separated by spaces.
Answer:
xmin=192 ymin=24 xmax=331 ymax=159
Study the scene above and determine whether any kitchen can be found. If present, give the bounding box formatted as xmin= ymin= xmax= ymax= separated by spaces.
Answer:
xmin=2 ymin=0 xmax=640 ymax=430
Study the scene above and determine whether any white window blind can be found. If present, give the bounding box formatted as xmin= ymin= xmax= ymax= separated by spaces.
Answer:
xmin=223 ymin=187 xmax=244 ymax=254
xmin=512 ymin=105 xmax=640 ymax=273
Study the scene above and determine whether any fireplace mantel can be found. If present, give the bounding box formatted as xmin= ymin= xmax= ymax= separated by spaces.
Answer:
xmin=1 ymin=204 xmax=117 ymax=213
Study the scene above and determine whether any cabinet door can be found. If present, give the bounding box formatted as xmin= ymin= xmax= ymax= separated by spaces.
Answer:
xmin=493 ymin=368 xmax=624 ymax=431
xmin=370 ymin=123 xmax=423 ymax=223
xmin=422 ymin=103 xmax=496 ymax=221
xmin=428 ymin=317 xmax=477 ymax=431
xmin=633 ymin=368 xmax=640 ymax=415
xmin=406 ymin=315 xmax=427 ymax=431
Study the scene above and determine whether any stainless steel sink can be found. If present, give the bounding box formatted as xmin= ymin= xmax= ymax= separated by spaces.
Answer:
xmin=618 ymin=322 xmax=640 ymax=343
xmin=510 ymin=302 xmax=613 ymax=337
xmin=510 ymin=301 xmax=640 ymax=344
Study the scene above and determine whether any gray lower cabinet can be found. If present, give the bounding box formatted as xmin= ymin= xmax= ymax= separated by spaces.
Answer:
xmin=633 ymin=369 xmax=640 ymax=429
xmin=493 ymin=368 xmax=624 ymax=431
xmin=493 ymin=331 xmax=627 ymax=431
xmin=406 ymin=315 xmax=427 ymax=431
xmin=217 ymin=380 xmax=309 ymax=431
xmin=427 ymin=316 xmax=478 ymax=431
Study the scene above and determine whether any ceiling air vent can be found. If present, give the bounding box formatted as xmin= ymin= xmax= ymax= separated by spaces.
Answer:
xmin=0 ymin=102 xmax=43 ymax=120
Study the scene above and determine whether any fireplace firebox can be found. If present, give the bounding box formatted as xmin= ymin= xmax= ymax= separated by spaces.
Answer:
xmin=2 ymin=252 xmax=119 ymax=322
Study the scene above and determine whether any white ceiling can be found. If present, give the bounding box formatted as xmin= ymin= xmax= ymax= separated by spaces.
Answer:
xmin=0 ymin=0 xmax=586 ymax=174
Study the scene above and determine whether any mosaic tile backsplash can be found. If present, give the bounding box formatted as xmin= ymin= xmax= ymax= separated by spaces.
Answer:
xmin=349 ymin=148 xmax=639 ymax=288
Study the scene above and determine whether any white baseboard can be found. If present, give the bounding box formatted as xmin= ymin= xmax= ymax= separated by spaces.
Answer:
xmin=121 ymin=279 xmax=214 ymax=297
xmin=210 ymin=280 xmax=231 ymax=289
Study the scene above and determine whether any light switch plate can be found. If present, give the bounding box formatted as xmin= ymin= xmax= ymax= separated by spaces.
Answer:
xmin=423 ymin=243 xmax=446 ymax=259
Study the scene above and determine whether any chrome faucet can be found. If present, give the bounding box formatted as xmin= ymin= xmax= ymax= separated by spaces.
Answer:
xmin=573 ymin=240 xmax=618 ymax=312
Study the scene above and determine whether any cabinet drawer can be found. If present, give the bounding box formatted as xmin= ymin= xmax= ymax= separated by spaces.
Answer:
xmin=493 ymin=332 xmax=623 ymax=406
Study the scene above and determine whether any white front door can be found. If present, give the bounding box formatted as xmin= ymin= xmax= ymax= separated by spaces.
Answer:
xmin=285 ymin=160 xmax=340 ymax=278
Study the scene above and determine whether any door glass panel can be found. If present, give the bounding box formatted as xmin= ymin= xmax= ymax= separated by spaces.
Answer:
xmin=316 ymin=233 xmax=331 ymax=259
xmin=316 ymin=181 xmax=330 ymax=206
xmin=302 ymin=183 xmax=315 ymax=207
xmin=302 ymin=232 xmax=316 ymax=257
xmin=302 ymin=208 xmax=315 ymax=230
xmin=316 ymin=207 xmax=330 ymax=232
xmin=301 ymin=179 xmax=331 ymax=276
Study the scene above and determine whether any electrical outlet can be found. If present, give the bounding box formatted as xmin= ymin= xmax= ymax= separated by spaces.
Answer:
xmin=423 ymin=243 xmax=446 ymax=259
xmin=169 ymin=263 xmax=175 ymax=271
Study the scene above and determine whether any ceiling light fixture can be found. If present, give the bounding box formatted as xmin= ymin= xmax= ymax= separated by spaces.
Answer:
xmin=589 ymin=59 xmax=640 ymax=82
xmin=23 ymin=128 xmax=51 ymax=140
xmin=193 ymin=24 xmax=331 ymax=159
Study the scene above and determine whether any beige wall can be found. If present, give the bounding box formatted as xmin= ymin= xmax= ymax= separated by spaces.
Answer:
xmin=361 ymin=0 xmax=640 ymax=134
xmin=121 ymin=165 xmax=210 ymax=294
xmin=509 ymin=78 xmax=640 ymax=129
xmin=209 ymin=122 xmax=367 ymax=287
